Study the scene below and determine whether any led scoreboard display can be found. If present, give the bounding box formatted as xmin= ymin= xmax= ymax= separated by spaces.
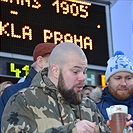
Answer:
xmin=0 ymin=0 xmax=112 ymax=67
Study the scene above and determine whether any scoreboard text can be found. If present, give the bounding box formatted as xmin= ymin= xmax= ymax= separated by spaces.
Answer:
xmin=1 ymin=0 xmax=112 ymax=67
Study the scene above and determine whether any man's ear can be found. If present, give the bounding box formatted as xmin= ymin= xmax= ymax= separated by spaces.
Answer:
xmin=36 ymin=56 xmax=45 ymax=69
xmin=50 ymin=64 xmax=60 ymax=79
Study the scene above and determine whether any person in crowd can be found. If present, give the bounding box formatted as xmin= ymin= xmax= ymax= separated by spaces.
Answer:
xmin=0 ymin=42 xmax=56 ymax=131
xmin=96 ymin=51 xmax=133 ymax=129
xmin=89 ymin=86 xmax=103 ymax=103
xmin=2 ymin=43 xmax=133 ymax=133
xmin=0 ymin=81 xmax=12 ymax=96
xmin=82 ymin=85 xmax=94 ymax=98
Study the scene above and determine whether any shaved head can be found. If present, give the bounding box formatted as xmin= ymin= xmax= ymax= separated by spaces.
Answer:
xmin=49 ymin=42 xmax=87 ymax=68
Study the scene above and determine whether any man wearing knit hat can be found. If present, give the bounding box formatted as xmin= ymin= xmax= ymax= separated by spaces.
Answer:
xmin=0 ymin=42 xmax=56 ymax=130
xmin=96 ymin=51 xmax=133 ymax=129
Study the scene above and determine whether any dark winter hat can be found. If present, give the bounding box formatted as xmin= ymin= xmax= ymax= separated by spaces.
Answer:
xmin=33 ymin=43 xmax=56 ymax=62
xmin=105 ymin=51 xmax=133 ymax=82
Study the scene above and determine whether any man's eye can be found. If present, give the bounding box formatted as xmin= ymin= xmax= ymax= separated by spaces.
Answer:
xmin=115 ymin=77 xmax=120 ymax=80
xmin=83 ymin=71 xmax=86 ymax=74
xmin=126 ymin=77 xmax=132 ymax=80
xmin=73 ymin=71 xmax=78 ymax=74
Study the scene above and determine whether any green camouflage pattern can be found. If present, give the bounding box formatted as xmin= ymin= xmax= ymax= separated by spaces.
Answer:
xmin=1 ymin=69 xmax=110 ymax=133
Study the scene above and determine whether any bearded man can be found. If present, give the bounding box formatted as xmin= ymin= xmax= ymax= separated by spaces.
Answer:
xmin=1 ymin=42 xmax=112 ymax=133
xmin=96 ymin=51 xmax=133 ymax=128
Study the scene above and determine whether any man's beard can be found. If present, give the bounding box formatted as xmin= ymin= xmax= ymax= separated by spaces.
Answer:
xmin=109 ymin=87 xmax=133 ymax=100
xmin=57 ymin=71 xmax=83 ymax=105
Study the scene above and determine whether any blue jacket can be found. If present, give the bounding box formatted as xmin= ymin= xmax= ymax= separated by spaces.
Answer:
xmin=0 ymin=67 xmax=37 ymax=132
xmin=97 ymin=87 xmax=133 ymax=128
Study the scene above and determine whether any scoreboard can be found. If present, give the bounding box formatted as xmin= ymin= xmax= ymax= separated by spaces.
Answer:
xmin=0 ymin=0 xmax=113 ymax=85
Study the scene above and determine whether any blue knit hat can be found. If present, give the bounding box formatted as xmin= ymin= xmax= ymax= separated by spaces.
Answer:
xmin=105 ymin=51 xmax=133 ymax=82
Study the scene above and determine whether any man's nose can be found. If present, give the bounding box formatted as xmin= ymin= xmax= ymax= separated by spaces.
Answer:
xmin=78 ymin=73 xmax=86 ymax=81
xmin=120 ymin=78 xmax=127 ymax=86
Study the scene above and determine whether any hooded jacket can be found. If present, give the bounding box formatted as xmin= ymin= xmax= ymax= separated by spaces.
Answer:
xmin=96 ymin=87 xmax=133 ymax=128
xmin=1 ymin=69 xmax=110 ymax=133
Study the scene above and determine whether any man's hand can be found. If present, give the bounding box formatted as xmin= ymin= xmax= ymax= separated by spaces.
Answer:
xmin=76 ymin=120 xmax=99 ymax=133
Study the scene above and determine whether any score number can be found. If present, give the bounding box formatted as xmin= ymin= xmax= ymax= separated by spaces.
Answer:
xmin=9 ymin=63 xmax=30 ymax=78
xmin=52 ymin=0 xmax=91 ymax=18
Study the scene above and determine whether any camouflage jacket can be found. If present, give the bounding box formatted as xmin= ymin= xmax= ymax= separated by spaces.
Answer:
xmin=1 ymin=70 xmax=110 ymax=133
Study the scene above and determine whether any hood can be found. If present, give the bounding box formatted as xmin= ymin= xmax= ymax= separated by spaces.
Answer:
xmin=30 ymin=67 xmax=56 ymax=91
